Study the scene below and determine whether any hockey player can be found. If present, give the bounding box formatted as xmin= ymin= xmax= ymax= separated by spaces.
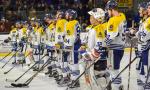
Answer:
xmin=25 ymin=18 xmax=38 ymax=66
xmin=134 ymin=2 xmax=150 ymax=89
xmin=57 ymin=9 xmax=81 ymax=88
xmin=54 ymin=10 xmax=68 ymax=82
xmin=30 ymin=20 xmax=45 ymax=71
xmin=4 ymin=21 xmax=27 ymax=64
xmin=78 ymin=15 xmax=95 ymax=90
xmin=16 ymin=21 xmax=28 ymax=64
xmin=130 ymin=2 xmax=148 ymax=90
xmin=105 ymin=0 xmax=127 ymax=90
xmin=79 ymin=8 xmax=110 ymax=90
xmin=44 ymin=14 xmax=57 ymax=76
xmin=4 ymin=22 xmax=19 ymax=64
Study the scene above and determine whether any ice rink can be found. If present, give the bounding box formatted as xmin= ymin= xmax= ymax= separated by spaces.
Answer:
xmin=0 ymin=51 xmax=139 ymax=90
xmin=0 ymin=35 xmax=139 ymax=90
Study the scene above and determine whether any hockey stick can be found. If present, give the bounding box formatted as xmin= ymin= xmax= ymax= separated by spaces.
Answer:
xmin=0 ymin=51 xmax=13 ymax=62
xmin=4 ymin=65 xmax=16 ymax=74
xmin=3 ymin=52 xmax=31 ymax=75
xmin=37 ymin=20 xmax=45 ymax=70
xmin=21 ymin=42 xmax=28 ymax=68
xmin=37 ymin=34 xmax=42 ymax=70
xmin=127 ymin=38 xmax=133 ymax=90
xmin=1 ymin=48 xmax=21 ymax=68
xmin=13 ymin=54 xmax=47 ymax=82
xmin=10 ymin=56 xmax=56 ymax=87
xmin=104 ymin=56 xmax=138 ymax=90
xmin=66 ymin=56 xmax=101 ymax=90
xmin=127 ymin=20 xmax=135 ymax=90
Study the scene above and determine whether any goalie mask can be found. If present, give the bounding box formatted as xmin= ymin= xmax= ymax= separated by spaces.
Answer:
xmin=88 ymin=8 xmax=105 ymax=22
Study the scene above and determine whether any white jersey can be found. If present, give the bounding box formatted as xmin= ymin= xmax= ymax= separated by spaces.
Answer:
xmin=86 ymin=23 xmax=107 ymax=51
xmin=46 ymin=23 xmax=56 ymax=47
xmin=80 ymin=32 xmax=88 ymax=44
xmin=32 ymin=27 xmax=44 ymax=45
xmin=9 ymin=28 xmax=18 ymax=42
xmin=55 ymin=19 xmax=67 ymax=44
xmin=64 ymin=20 xmax=81 ymax=47
xmin=106 ymin=13 xmax=127 ymax=50
xmin=136 ymin=17 xmax=150 ymax=51
xmin=87 ymin=25 xmax=95 ymax=51
xmin=17 ymin=28 xmax=27 ymax=42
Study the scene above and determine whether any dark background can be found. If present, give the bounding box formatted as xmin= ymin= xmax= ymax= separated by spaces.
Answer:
xmin=0 ymin=0 xmax=149 ymax=33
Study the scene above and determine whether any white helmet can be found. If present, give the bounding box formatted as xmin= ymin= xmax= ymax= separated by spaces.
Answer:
xmin=88 ymin=8 xmax=105 ymax=21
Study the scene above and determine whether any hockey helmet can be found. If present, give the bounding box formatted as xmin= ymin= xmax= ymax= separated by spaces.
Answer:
xmin=105 ymin=0 xmax=118 ymax=10
xmin=65 ymin=9 xmax=77 ymax=19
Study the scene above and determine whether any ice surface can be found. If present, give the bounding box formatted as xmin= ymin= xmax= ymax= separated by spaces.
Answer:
xmin=0 ymin=51 xmax=138 ymax=90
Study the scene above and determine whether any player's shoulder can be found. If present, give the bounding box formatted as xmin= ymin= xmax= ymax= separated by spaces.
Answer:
xmin=119 ymin=13 xmax=126 ymax=20
xmin=49 ymin=23 xmax=55 ymax=29
xmin=71 ymin=20 xmax=79 ymax=24
xmin=86 ymin=25 xmax=93 ymax=29
xmin=144 ymin=17 xmax=150 ymax=32
xmin=61 ymin=19 xmax=67 ymax=23
xmin=94 ymin=24 xmax=104 ymax=29
xmin=146 ymin=17 xmax=150 ymax=23
xmin=109 ymin=12 xmax=126 ymax=21
xmin=22 ymin=27 xmax=27 ymax=30
xmin=57 ymin=19 xmax=67 ymax=25
xmin=11 ymin=28 xmax=17 ymax=31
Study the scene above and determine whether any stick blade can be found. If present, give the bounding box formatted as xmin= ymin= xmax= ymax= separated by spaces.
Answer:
xmin=4 ymin=72 xmax=8 ymax=74
xmin=11 ymin=83 xmax=28 ymax=87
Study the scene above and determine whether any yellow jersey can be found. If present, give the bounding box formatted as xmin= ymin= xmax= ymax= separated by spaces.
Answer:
xmin=33 ymin=26 xmax=44 ymax=45
xmin=55 ymin=19 xmax=67 ymax=44
xmin=18 ymin=27 xmax=27 ymax=41
xmin=64 ymin=20 xmax=81 ymax=46
xmin=46 ymin=23 xmax=56 ymax=46
xmin=94 ymin=23 xmax=107 ymax=47
xmin=107 ymin=13 xmax=127 ymax=49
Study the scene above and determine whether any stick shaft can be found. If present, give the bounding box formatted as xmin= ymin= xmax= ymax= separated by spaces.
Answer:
xmin=104 ymin=57 xmax=137 ymax=90
xmin=1 ymin=48 xmax=21 ymax=68
xmin=15 ymin=54 xmax=47 ymax=82
xmin=127 ymin=39 xmax=133 ymax=90
xmin=0 ymin=51 xmax=12 ymax=61
xmin=24 ymin=56 xmax=55 ymax=85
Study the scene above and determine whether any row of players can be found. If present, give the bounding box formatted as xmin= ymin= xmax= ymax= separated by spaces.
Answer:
xmin=3 ymin=0 xmax=150 ymax=90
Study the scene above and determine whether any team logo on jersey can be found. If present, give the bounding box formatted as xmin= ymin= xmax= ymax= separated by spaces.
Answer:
xmin=109 ymin=25 xmax=113 ymax=31
xmin=12 ymin=31 xmax=16 ymax=33
xmin=98 ymin=32 xmax=102 ymax=37
xmin=57 ymin=27 xmax=61 ymax=32
xmin=67 ymin=30 xmax=70 ymax=35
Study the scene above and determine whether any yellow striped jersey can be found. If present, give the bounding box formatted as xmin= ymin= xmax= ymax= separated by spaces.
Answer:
xmin=55 ymin=19 xmax=67 ymax=43
xmin=94 ymin=22 xmax=107 ymax=47
xmin=46 ymin=23 xmax=56 ymax=46
xmin=64 ymin=20 xmax=81 ymax=46
xmin=106 ymin=13 xmax=127 ymax=50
